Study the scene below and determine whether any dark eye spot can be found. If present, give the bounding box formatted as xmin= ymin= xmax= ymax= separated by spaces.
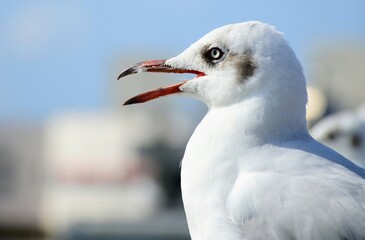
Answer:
xmin=351 ymin=134 xmax=362 ymax=148
xmin=231 ymin=49 xmax=256 ymax=82
xmin=204 ymin=47 xmax=226 ymax=64
xmin=240 ymin=52 xmax=256 ymax=80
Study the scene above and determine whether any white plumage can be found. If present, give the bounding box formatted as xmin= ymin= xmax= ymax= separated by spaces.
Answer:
xmin=119 ymin=21 xmax=365 ymax=240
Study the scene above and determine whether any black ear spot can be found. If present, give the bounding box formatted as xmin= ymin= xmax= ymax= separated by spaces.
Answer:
xmin=240 ymin=50 xmax=256 ymax=80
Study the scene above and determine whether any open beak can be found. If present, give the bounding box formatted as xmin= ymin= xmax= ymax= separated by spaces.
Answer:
xmin=117 ymin=59 xmax=205 ymax=105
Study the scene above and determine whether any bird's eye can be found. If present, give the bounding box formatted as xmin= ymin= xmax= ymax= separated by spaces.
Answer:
xmin=204 ymin=47 xmax=226 ymax=63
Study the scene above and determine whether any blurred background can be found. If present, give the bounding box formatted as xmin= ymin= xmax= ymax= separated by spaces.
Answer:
xmin=1 ymin=0 xmax=365 ymax=239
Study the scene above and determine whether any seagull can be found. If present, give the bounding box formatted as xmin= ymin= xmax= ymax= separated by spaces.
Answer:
xmin=117 ymin=21 xmax=365 ymax=240
xmin=311 ymin=105 xmax=365 ymax=168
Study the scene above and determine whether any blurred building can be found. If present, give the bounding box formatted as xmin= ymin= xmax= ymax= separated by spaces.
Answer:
xmin=0 ymin=122 xmax=44 ymax=237
xmin=40 ymin=111 xmax=164 ymax=233
xmin=0 ymin=110 xmax=192 ymax=239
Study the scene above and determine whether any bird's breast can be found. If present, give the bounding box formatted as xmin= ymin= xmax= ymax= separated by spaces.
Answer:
xmin=180 ymin=116 xmax=244 ymax=239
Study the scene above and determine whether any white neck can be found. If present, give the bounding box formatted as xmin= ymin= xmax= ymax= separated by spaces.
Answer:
xmin=197 ymin=96 xmax=309 ymax=149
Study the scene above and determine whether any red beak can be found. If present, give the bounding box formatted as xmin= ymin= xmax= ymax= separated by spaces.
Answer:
xmin=117 ymin=60 xmax=205 ymax=105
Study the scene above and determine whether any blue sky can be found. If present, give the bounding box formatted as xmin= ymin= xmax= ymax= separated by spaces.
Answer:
xmin=1 ymin=0 xmax=364 ymax=121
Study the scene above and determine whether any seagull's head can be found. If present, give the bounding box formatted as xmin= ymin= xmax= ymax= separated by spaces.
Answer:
xmin=119 ymin=21 xmax=307 ymax=113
